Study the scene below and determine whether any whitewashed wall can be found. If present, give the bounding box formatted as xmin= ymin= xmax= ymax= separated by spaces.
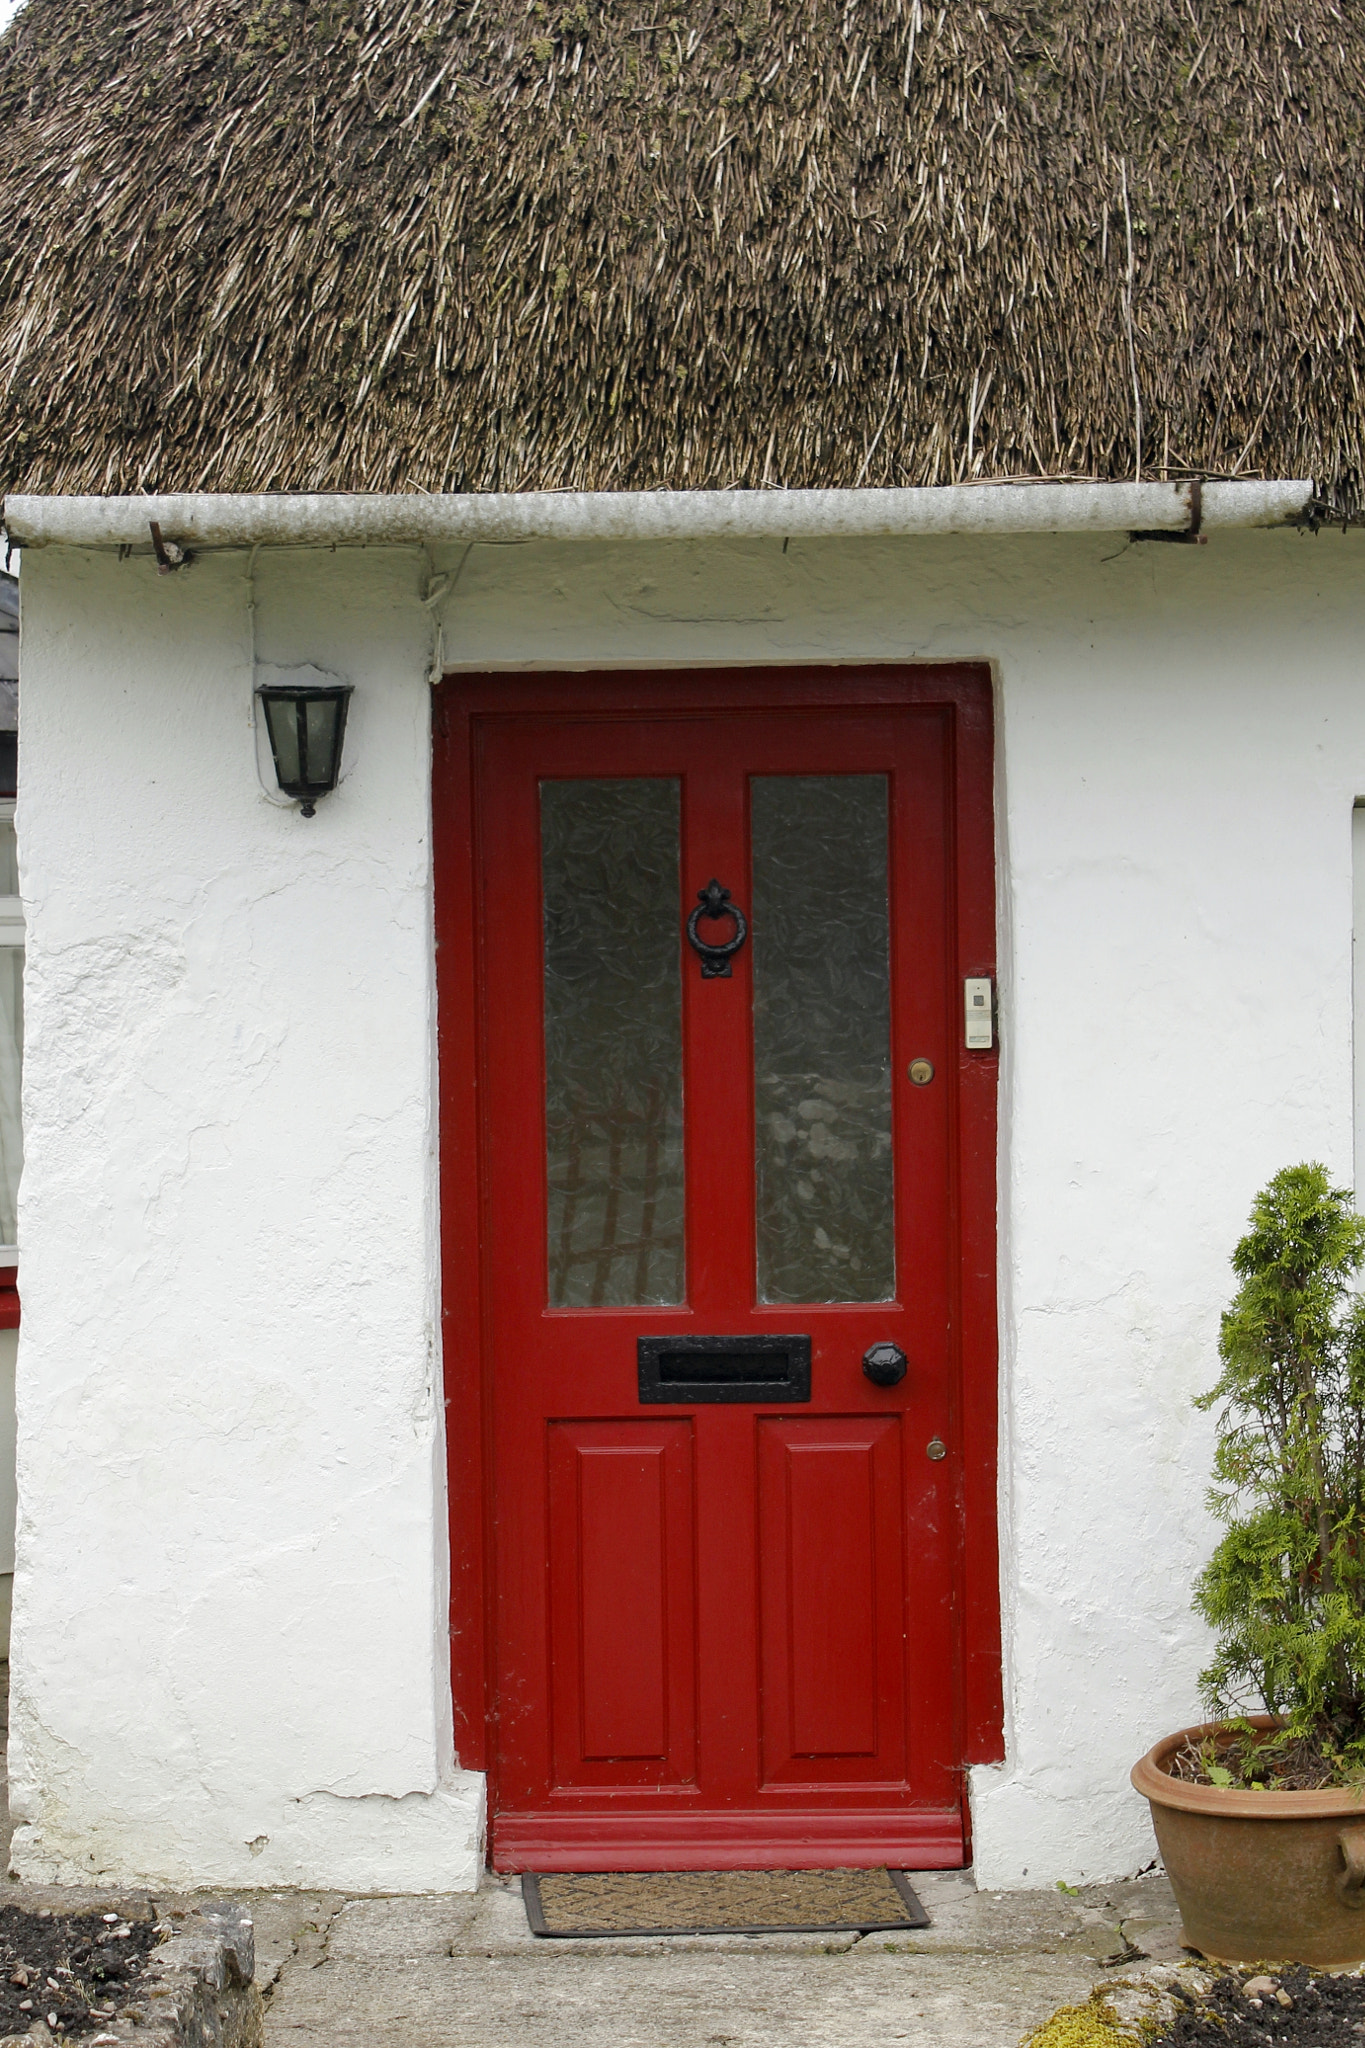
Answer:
xmin=11 ymin=546 xmax=479 ymax=1890
xmin=11 ymin=523 xmax=1365 ymax=1892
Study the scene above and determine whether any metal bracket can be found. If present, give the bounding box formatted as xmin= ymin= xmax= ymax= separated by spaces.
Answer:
xmin=1130 ymin=476 xmax=1207 ymax=546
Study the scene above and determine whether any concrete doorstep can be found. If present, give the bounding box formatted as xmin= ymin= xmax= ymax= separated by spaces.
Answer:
xmin=241 ymin=1866 xmax=1186 ymax=2048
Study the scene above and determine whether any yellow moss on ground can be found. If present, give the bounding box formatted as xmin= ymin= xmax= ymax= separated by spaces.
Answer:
xmin=1019 ymin=1995 xmax=1137 ymax=2048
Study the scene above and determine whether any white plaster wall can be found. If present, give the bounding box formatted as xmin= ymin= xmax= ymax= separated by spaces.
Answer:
xmin=11 ymin=545 xmax=481 ymax=1890
xmin=13 ymin=521 xmax=1365 ymax=1892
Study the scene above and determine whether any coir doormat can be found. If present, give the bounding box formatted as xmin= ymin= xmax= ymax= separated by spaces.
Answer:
xmin=522 ymin=1867 xmax=930 ymax=1938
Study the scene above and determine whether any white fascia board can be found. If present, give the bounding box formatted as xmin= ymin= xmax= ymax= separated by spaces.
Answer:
xmin=0 ymin=479 xmax=1315 ymax=552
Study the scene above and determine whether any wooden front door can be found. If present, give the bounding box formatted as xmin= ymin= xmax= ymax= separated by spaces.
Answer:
xmin=435 ymin=668 xmax=1000 ymax=1872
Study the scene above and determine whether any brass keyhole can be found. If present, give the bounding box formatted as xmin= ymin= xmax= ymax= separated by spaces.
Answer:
xmin=908 ymin=1059 xmax=935 ymax=1086
xmin=926 ymin=1437 xmax=947 ymax=1461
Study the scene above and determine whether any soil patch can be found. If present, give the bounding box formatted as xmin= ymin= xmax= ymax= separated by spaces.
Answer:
xmin=1153 ymin=1967 xmax=1365 ymax=2043
xmin=1165 ymin=1726 xmax=1364 ymax=1792
xmin=0 ymin=1905 xmax=159 ymax=2039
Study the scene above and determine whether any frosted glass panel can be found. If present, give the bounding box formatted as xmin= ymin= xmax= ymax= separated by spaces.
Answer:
xmin=543 ymin=780 xmax=684 ymax=1307
xmin=752 ymin=776 xmax=893 ymax=1304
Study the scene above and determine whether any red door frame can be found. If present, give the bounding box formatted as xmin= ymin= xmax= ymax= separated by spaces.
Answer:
xmin=432 ymin=665 xmax=1004 ymax=1840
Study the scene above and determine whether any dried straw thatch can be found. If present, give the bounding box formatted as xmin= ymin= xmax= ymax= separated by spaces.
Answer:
xmin=1 ymin=0 xmax=1363 ymax=507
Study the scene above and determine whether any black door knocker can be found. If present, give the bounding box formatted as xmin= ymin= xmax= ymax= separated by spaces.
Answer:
xmin=687 ymin=879 xmax=748 ymax=979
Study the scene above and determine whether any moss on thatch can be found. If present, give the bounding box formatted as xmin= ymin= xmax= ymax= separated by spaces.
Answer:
xmin=0 ymin=0 xmax=1362 ymax=507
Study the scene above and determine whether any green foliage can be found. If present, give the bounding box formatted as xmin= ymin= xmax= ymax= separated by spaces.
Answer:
xmin=1194 ymin=1164 xmax=1365 ymax=1757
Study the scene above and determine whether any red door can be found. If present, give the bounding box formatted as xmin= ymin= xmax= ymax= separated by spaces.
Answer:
xmin=436 ymin=669 xmax=999 ymax=1871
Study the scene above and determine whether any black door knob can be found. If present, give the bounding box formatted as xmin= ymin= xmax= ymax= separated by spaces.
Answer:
xmin=862 ymin=1341 xmax=908 ymax=1387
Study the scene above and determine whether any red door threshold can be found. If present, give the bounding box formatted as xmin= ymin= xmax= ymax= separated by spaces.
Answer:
xmin=492 ymin=1806 xmax=966 ymax=1872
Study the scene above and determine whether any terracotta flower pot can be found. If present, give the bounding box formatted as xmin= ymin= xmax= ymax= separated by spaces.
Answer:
xmin=1133 ymin=1714 xmax=1365 ymax=1965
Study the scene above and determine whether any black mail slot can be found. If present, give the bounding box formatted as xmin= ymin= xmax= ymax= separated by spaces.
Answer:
xmin=637 ymin=1334 xmax=811 ymax=1404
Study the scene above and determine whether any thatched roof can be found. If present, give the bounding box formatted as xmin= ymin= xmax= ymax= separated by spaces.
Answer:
xmin=1 ymin=0 xmax=1363 ymax=509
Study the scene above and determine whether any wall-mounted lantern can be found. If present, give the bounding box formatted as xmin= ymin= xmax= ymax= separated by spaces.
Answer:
xmin=255 ymin=682 xmax=354 ymax=817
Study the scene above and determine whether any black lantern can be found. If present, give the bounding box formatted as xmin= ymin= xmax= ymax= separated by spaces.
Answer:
xmin=256 ymin=683 xmax=353 ymax=817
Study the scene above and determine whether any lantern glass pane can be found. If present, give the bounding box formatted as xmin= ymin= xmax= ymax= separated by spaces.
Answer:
xmin=303 ymin=696 xmax=340 ymax=787
xmin=262 ymin=696 xmax=302 ymax=787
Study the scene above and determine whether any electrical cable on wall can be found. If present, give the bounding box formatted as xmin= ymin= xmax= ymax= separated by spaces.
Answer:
xmin=422 ymin=544 xmax=473 ymax=683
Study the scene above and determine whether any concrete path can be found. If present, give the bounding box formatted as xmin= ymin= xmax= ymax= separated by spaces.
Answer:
xmin=249 ymin=1867 xmax=1185 ymax=2048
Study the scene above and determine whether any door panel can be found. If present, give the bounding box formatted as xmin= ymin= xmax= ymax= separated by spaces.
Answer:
xmin=547 ymin=1421 xmax=696 ymax=1786
xmin=756 ymin=1416 xmax=905 ymax=1783
xmin=463 ymin=688 xmax=987 ymax=1870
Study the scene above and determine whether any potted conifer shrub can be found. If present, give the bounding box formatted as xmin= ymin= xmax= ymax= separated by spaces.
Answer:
xmin=1132 ymin=1163 xmax=1365 ymax=1964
